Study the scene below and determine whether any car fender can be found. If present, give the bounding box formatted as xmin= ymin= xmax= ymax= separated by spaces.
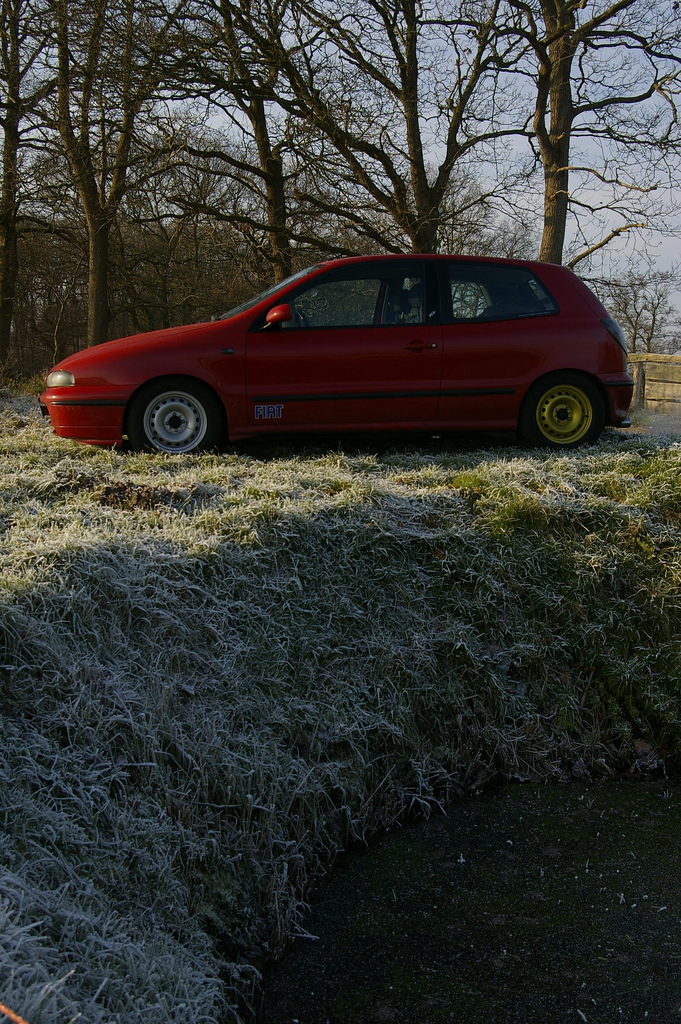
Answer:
xmin=121 ymin=371 xmax=231 ymax=437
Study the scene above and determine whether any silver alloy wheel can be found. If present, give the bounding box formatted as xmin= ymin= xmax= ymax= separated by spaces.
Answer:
xmin=142 ymin=390 xmax=208 ymax=452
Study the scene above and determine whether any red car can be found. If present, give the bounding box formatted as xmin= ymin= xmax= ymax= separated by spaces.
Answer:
xmin=40 ymin=255 xmax=632 ymax=452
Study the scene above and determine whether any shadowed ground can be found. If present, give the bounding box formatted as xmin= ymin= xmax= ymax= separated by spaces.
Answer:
xmin=258 ymin=780 xmax=681 ymax=1024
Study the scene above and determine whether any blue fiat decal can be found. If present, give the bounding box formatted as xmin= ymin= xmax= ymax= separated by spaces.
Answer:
xmin=254 ymin=404 xmax=284 ymax=420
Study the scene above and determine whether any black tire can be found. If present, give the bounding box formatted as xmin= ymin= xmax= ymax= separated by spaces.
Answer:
xmin=518 ymin=372 xmax=605 ymax=449
xmin=126 ymin=377 xmax=226 ymax=454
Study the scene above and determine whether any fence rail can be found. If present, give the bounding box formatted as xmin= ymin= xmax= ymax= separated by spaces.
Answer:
xmin=628 ymin=353 xmax=681 ymax=412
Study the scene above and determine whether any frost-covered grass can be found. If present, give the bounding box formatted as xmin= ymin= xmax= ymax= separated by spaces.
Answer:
xmin=1 ymin=394 xmax=681 ymax=1024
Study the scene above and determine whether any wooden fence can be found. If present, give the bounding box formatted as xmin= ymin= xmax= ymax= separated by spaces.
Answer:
xmin=628 ymin=353 xmax=681 ymax=413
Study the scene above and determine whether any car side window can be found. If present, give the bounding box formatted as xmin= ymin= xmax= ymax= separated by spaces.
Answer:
xmin=286 ymin=277 xmax=382 ymax=328
xmin=380 ymin=275 xmax=424 ymax=325
xmin=281 ymin=263 xmax=426 ymax=329
xmin=446 ymin=263 xmax=558 ymax=323
xmin=450 ymin=280 xmax=490 ymax=320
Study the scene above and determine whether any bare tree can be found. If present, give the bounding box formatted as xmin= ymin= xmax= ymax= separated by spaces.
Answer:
xmin=596 ymin=267 xmax=681 ymax=353
xmin=507 ymin=0 xmax=681 ymax=266
xmin=206 ymin=0 xmax=530 ymax=256
xmin=204 ymin=0 xmax=293 ymax=281
xmin=0 ymin=0 xmax=51 ymax=366
xmin=46 ymin=0 xmax=194 ymax=347
xmin=176 ymin=0 xmax=365 ymax=284
xmin=110 ymin=147 xmax=252 ymax=333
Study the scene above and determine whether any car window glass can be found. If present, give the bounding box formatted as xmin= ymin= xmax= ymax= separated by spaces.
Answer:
xmin=219 ymin=263 xmax=323 ymax=320
xmin=446 ymin=263 xmax=558 ymax=322
xmin=286 ymin=277 xmax=382 ymax=328
xmin=380 ymin=275 xmax=424 ymax=325
xmin=280 ymin=263 xmax=426 ymax=330
xmin=450 ymin=280 xmax=490 ymax=319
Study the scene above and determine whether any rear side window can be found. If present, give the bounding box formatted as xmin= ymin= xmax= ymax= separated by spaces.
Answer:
xmin=444 ymin=262 xmax=558 ymax=323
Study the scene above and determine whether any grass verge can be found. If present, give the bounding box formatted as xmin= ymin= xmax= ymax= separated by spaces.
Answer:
xmin=1 ymin=395 xmax=680 ymax=1023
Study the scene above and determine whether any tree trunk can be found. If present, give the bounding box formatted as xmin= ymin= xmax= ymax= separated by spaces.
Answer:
xmin=263 ymin=148 xmax=292 ymax=282
xmin=402 ymin=0 xmax=438 ymax=255
xmin=411 ymin=218 xmax=438 ymax=254
xmin=87 ymin=218 xmax=111 ymax=346
xmin=0 ymin=115 xmax=19 ymax=365
xmin=536 ymin=2 xmax=576 ymax=265
xmin=251 ymin=96 xmax=291 ymax=283
xmin=539 ymin=155 xmax=570 ymax=264
xmin=0 ymin=0 xmax=21 ymax=367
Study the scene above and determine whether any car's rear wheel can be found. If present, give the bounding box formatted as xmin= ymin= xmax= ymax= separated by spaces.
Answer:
xmin=127 ymin=378 xmax=225 ymax=454
xmin=518 ymin=373 xmax=605 ymax=449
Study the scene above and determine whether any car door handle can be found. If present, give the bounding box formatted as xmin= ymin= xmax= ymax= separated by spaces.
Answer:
xmin=402 ymin=340 xmax=438 ymax=351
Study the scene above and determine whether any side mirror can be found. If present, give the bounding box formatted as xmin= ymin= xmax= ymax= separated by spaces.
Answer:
xmin=265 ymin=303 xmax=293 ymax=325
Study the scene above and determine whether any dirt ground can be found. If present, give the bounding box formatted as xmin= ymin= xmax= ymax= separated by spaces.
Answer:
xmin=618 ymin=408 xmax=681 ymax=436
xmin=257 ymin=780 xmax=681 ymax=1024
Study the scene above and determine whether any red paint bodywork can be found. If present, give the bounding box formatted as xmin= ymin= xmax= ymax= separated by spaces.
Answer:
xmin=40 ymin=255 xmax=633 ymax=446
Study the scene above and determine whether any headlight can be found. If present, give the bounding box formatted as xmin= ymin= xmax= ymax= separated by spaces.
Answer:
xmin=46 ymin=370 xmax=75 ymax=387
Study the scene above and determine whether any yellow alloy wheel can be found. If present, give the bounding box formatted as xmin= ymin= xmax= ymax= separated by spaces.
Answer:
xmin=535 ymin=384 xmax=593 ymax=444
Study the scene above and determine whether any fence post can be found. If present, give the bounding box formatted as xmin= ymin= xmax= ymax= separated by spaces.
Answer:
xmin=631 ymin=359 xmax=646 ymax=410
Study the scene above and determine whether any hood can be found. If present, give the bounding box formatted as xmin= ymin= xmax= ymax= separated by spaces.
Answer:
xmin=53 ymin=320 xmax=222 ymax=372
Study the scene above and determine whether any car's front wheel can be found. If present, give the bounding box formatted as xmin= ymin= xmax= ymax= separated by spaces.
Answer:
xmin=518 ymin=373 xmax=605 ymax=449
xmin=127 ymin=379 xmax=225 ymax=454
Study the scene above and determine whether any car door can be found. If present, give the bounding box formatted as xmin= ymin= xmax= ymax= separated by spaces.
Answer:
xmin=437 ymin=260 xmax=560 ymax=428
xmin=245 ymin=261 xmax=442 ymax=430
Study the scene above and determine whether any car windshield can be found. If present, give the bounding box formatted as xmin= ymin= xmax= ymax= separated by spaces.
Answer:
xmin=219 ymin=264 xmax=325 ymax=320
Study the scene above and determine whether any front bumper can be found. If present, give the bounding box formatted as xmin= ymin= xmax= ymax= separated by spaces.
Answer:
xmin=40 ymin=385 xmax=132 ymax=445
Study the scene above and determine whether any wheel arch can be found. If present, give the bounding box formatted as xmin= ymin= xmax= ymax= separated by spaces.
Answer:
xmin=122 ymin=373 xmax=228 ymax=442
xmin=518 ymin=367 xmax=608 ymax=422
xmin=517 ymin=368 xmax=607 ymax=448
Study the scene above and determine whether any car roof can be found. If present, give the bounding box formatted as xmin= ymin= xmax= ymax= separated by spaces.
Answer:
xmin=315 ymin=253 xmax=554 ymax=272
